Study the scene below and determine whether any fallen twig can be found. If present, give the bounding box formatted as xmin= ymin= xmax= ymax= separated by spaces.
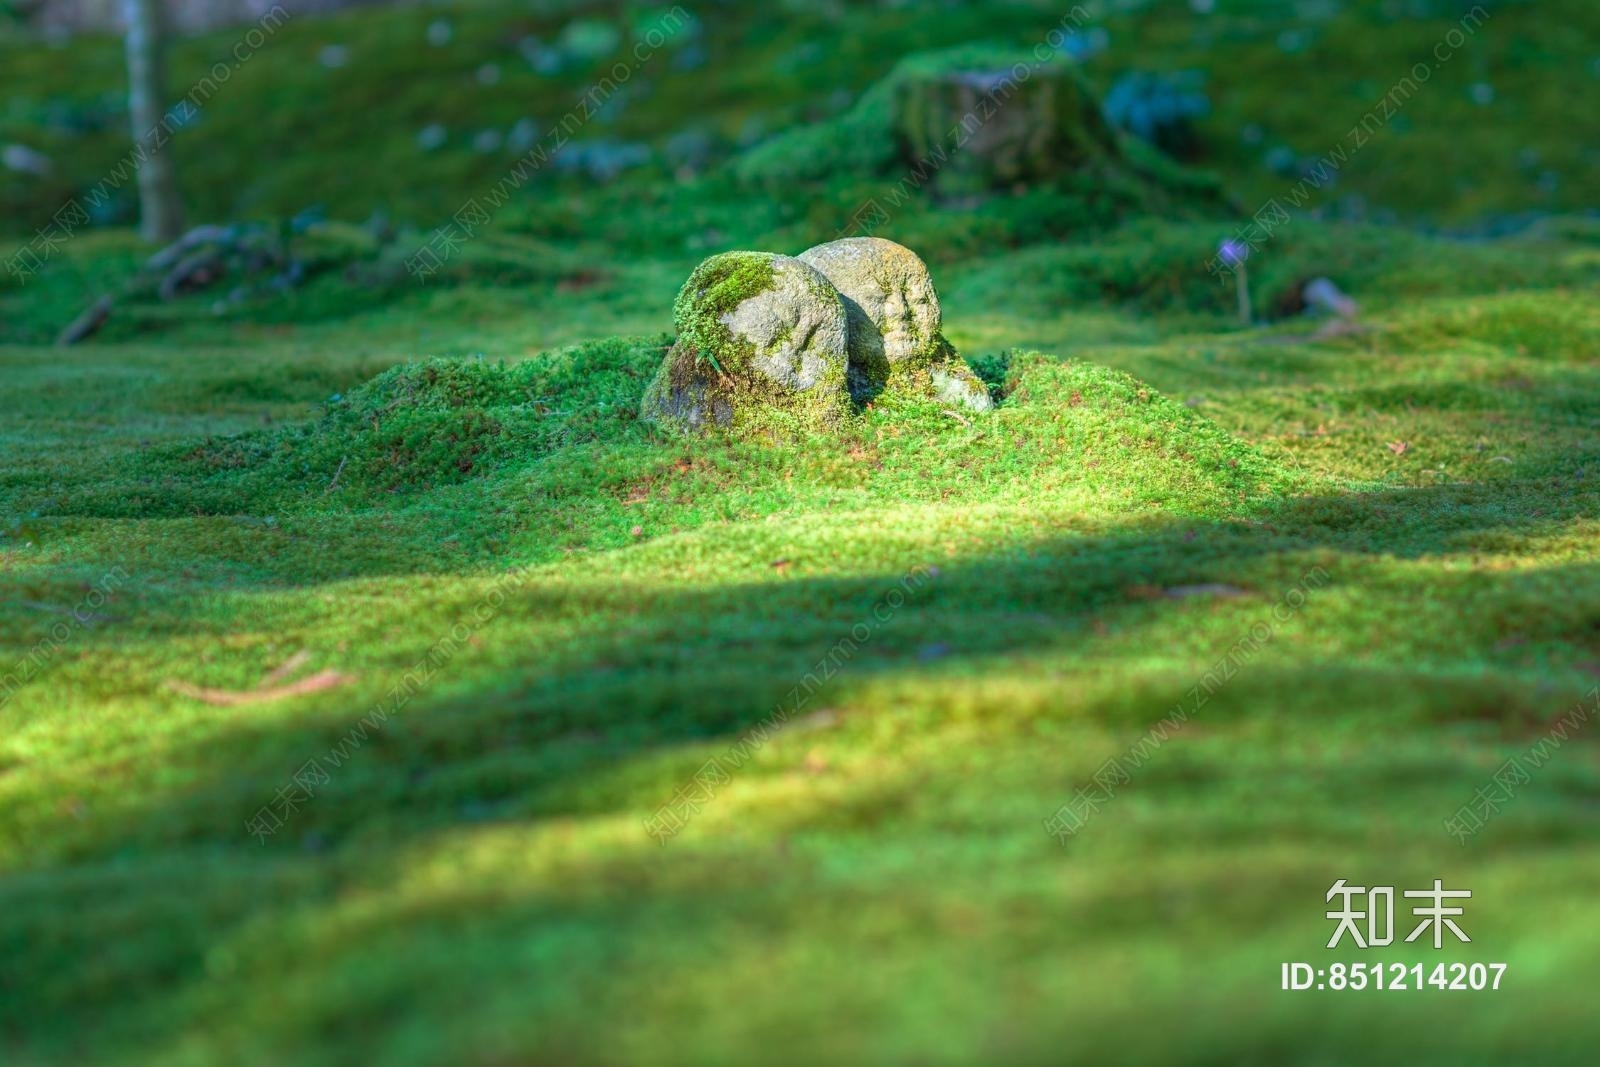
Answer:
xmin=260 ymin=649 xmax=313 ymax=687
xmin=56 ymin=295 xmax=114 ymax=346
xmin=167 ymin=668 xmax=353 ymax=707
xmin=326 ymin=455 xmax=348 ymax=494
xmin=168 ymin=651 xmax=353 ymax=706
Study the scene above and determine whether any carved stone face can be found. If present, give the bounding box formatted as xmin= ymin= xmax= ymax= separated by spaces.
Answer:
xmin=875 ymin=263 xmax=942 ymax=364
xmin=645 ymin=240 xmax=991 ymax=431
xmin=718 ymin=257 xmax=849 ymax=391
xmin=798 ymin=237 xmax=943 ymax=371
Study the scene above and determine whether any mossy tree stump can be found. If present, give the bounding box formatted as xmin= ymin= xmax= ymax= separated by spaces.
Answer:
xmin=892 ymin=54 xmax=1123 ymax=195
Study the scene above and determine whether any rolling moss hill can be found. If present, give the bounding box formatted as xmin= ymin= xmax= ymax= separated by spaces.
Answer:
xmin=1 ymin=1 xmax=1599 ymax=1065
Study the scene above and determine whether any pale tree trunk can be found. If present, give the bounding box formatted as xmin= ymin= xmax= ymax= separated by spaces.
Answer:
xmin=122 ymin=0 xmax=184 ymax=243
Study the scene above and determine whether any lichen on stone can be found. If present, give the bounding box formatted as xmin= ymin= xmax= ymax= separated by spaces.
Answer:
xmin=643 ymin=251 xmax=852 ymax=432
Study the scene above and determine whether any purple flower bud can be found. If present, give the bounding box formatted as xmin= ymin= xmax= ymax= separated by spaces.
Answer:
xmin=1218 ymin=239 xmax=1250 ymax=267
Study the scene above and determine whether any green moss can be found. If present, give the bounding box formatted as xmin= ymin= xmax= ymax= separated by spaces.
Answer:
xmin=5 ymin=224 xmax=1600 ymax=1065
xmin=5 ymin=5 xmax=1600 ymax=1065
xmin=734 ymin=84 xmax=900 ymax=187
xmin=3 ymin=0 xmax=1596 ymax=238
xmin=671 ymin=250 xmax=779 ymax=375
xmin=965 ymin=350 xmax=1011 ymax=397
xmin=33 ymin=337 xmax=664 ymax=518
xmin=737 ymin=43 xmax=1223 ymax=227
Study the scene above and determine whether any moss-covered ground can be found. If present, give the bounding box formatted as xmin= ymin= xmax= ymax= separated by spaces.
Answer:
xmin=2 ymin=1 xmax=1599 ymax=1064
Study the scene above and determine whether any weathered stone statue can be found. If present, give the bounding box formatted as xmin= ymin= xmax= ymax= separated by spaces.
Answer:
xmin=797 ymin=237 xmax=991 ymax=412
xmin=642 ymin=239 xmax=992 ymax=432
xmin=641 ymin=251 xmax=851 ymax=431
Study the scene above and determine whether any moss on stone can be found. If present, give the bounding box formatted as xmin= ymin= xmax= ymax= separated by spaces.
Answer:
xmin=892 ymin=51 xmax=1120 ymax=195
xmin=645 ymin=252 xmax=852 ymax=435
xmin=671 ymin=251 xmax=781 ymax=376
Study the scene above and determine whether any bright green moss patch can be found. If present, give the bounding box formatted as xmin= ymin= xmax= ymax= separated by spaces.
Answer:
xmin=4 ymin=3 xmax=1600 ymax=1065
xmin=3 ymin=243 xmax=1600 ymax=1066
xmin=999 ymin=351 xmax=1293 ymax=513
xmin=220 ymin=337 xmax=662 ymax=498
xmin=27 ymin=337 xmax=662 ymax=522
xmin=670 ymin=250 xmax=779 ymax=374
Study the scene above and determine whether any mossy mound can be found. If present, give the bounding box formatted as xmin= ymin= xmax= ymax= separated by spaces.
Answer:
xmin=642 ymin=251 xmax=852 ymax=433
xmin=736 ymin=45 xmax=1225 ymax=216
xmin=146 ymin=337 xmax=663 ymax=509
xmin=995 ymin=351 xmax=1291 ymax=513
xmin=264 ymin=339 xmax=659 ymax=493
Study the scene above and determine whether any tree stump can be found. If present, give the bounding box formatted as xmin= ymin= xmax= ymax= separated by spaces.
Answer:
xmin=892 ymin=54 xmax=1122 ymax=195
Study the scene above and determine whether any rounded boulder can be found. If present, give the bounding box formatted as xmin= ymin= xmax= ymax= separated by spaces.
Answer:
xmin=642 ymin=251 xmax=852 ymax=431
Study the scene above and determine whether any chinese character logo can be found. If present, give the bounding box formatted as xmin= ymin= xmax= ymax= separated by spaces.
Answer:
xmin=1325 ymin=879 xmax=1470 ymax=949
xmin=1404 ymin=879 xmax=1472 ymax=948
xmin=1325 ymin=879 xmax=1394 ymax=948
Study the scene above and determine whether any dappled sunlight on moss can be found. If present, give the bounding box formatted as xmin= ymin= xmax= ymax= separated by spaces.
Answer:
xmin=3 ymin=1 xmax=1600 ymax=1062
